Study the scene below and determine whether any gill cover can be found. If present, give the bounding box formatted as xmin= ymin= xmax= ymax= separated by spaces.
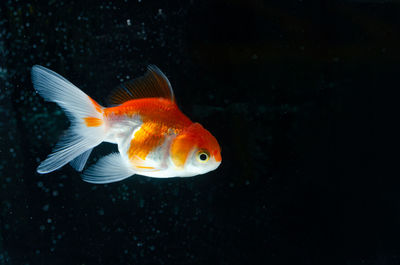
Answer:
xmin=170 ymin=133 xmax=194 ymax=168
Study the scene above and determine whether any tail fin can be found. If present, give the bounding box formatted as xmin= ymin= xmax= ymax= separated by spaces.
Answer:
xmin=31 ymin=65 xmax=106 ymax=173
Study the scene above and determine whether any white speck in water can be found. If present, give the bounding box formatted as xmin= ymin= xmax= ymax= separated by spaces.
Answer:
xmin=97 ymin=208 xmax=105 ymax=216
xmin=42 ymin=204 xmax=49 ymax=211
xmin=127 ymin=19 xmax=131 ymax=26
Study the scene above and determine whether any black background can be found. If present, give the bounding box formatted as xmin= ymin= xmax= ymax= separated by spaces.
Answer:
xmin=0 ymin=0 xmax=393 ymax=264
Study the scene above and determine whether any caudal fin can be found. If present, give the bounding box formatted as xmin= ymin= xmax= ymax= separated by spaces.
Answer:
xmin=31 ymin=65 xmax=106 ymax=173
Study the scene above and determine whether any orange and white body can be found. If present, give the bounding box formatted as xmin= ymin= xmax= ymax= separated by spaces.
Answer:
xmin=31 ymin=65 xmax=221 ymax=184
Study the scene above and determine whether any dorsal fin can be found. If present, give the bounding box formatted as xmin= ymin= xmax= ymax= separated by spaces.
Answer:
xmin=108 ymin=65 xmax=175 ymax=105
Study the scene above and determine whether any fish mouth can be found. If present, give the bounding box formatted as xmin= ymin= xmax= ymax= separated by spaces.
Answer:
xmin=211 ymin=158 xmax=222 ymax=171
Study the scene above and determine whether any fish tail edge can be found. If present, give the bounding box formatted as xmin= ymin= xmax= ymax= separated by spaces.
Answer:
xmin=31 ymin=65 xmax=107 ymax=173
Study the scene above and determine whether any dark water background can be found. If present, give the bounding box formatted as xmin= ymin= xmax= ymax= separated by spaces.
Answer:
xmin=0 ymin=0 xmax=394 ymax=264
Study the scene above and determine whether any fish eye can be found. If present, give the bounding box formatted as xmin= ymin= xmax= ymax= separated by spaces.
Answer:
xmin=196 ymin=150 xmax=209 ymax=163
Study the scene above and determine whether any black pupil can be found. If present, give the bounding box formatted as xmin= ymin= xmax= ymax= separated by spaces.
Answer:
xmin=199 ymin=153 xmax=207 ymax=161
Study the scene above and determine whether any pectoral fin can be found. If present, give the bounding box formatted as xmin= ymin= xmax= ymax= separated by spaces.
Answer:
xmin=82 ymin=153 xmax=135 ymax=184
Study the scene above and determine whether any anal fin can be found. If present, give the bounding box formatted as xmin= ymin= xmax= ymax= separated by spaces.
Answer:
xmin=70 ymin=148 xmax=93 ymax=171
xmin=82 ymin=153 xmax=135 ymax=184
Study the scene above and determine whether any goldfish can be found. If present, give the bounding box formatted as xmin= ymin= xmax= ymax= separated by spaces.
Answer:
xmin=31 ymin=65 xmax=221 ymax=184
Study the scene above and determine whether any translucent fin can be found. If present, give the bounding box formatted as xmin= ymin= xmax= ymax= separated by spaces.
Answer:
xmin=31 ymin=65 xmax=103 ymax=122
xmin=108 ymin=65 xmax=174 ymax=106
xmin=32 ymin=65 xmax=106 ymax=173
xmin=82 ymin=153 xmax=135 ymax=184
xmin=37 ymin=129 xmax=103 ymax=173
xmin=69 ymin=148 xmax=93 ymax=171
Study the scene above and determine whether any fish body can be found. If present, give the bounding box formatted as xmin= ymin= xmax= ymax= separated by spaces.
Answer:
xmin=31 ymin=65 xmax=221 ymax=184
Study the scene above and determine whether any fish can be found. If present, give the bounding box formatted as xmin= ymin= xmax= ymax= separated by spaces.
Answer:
xmin=31 ymin=65 xmax=221 ymax=184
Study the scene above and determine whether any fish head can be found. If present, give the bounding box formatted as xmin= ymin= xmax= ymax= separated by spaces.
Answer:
xmin=170 ymin=123 xmax=221 ymax=176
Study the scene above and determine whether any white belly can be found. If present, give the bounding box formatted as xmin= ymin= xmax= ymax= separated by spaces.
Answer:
xmin=103 ymin=114 xmax=181 ymax=178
